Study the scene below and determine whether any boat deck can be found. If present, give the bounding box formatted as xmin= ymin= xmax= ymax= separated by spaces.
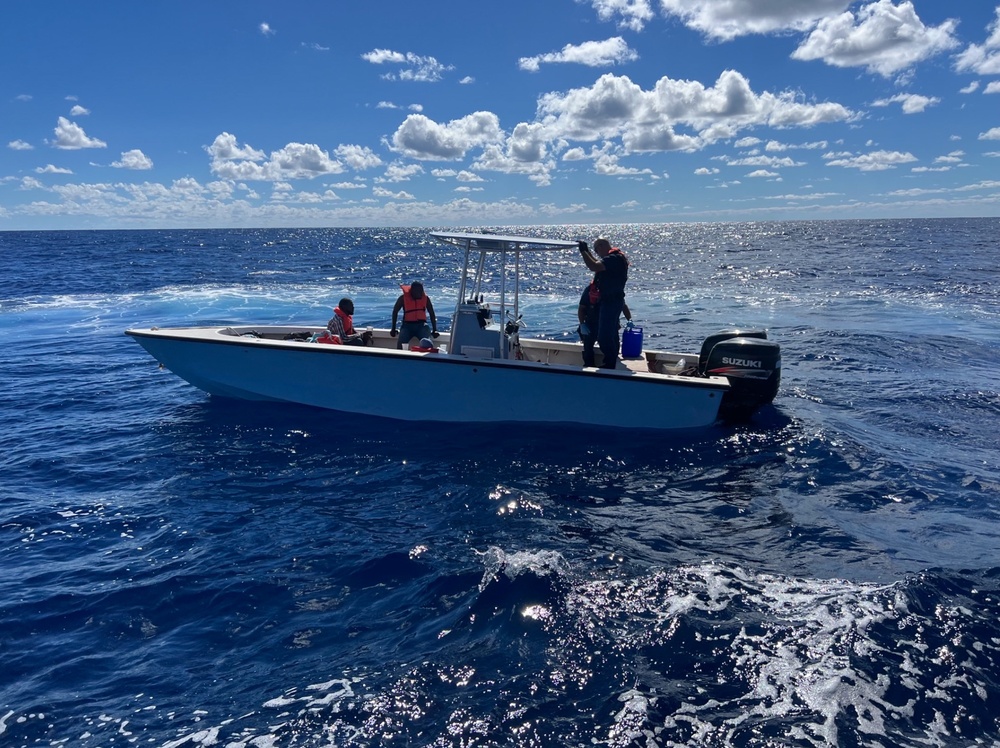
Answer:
xmin=619 ymin=356 xmax=650 ymax=374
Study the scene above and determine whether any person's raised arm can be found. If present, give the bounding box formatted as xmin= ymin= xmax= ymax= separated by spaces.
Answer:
xmin=578 ymin=241 xmax=605 ymax=272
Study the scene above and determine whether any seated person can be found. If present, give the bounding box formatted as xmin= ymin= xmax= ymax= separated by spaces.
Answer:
xmin=327 ymin=298 xmax=372 ymax=346
xmin=390 ymin=281 xmax=439 ymax=349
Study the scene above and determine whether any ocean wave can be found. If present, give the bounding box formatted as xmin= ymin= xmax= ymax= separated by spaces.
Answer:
xmin=23 ymin=563 xmax=995 ymax=747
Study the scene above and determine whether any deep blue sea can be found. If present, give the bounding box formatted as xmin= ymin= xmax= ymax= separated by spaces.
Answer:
xmin=2 ymin=220 xmax=999 ymax=747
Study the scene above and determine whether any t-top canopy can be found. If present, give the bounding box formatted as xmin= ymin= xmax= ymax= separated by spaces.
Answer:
xmin=431 ymin=231 xmax=578 ymax=252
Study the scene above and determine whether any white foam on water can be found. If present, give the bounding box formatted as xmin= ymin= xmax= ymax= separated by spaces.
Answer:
xmin=477 ymin=546 xmax=569 ymax=592
xmin=563 ymin=562 xmax=998 ymax=746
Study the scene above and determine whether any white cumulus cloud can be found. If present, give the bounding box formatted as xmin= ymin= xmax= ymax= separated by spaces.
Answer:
xmin=35 ymin=164 xmax=73 ymax=175
xmin=519 ymin=37 xmax=638 ymax=72
xmin=51 ymin=117 xmax=106 ymax=149
xmin=659 ymin=0 xmax=850 ymax=41
xmin=792 ymin=0 xmax=959 ymax=77
xmin=824 ymin=149 xmax=918 ymax=170
xmin=372 ymin=186 xmax=414 ymax=199
xmin=207 ymin=132 xmax=267 ymax=162
xmin=112 ymin=149 xmax=154 ymax=170
xmin=362 ymin=49 xmax=453 ymax=82
xmin=207 ymin=133 xmax=347 ymax=181
xmin=954 ymin=7 xmax=1000 ymax=75
xmin=390 ymin=112 xmax=503 ymax=160
xmin=536 ymin=70 xmax=854 ymax=149
xmin=871 ymin=93 xmax=940 ymax=113
xmin=380 ymin=162 xmax=424 ymax=182
xmin=334 ymin=144 xmax=383 ymax=171
xmin=586 ymin=0 xmax=655 ymax=31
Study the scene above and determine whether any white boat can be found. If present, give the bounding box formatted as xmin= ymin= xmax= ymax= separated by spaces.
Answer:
xmin=126 ymin=231 xmax=780 ymax=430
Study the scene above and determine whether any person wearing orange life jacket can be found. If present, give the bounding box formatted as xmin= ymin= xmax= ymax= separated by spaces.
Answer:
xmin=578 ymin=276 xmax=631 ymax=367
xmin=577 ymin=238 xmax=629 ymax=369
xmin=326 ymin=298 xmax=372 ymax=346
xmin=390 ymin=281 xmax=438 ymax=349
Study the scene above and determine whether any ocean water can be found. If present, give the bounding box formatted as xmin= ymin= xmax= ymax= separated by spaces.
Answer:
xmin=1 ymin=219 xmax=999 ymax=747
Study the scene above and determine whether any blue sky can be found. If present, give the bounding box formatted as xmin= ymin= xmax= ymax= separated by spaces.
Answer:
xmin=2 ymin=0 xmax=998 ymax=230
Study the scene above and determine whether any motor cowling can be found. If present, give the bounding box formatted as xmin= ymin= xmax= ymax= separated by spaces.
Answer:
xmin=703 ymin=334 xmax=781 ymax=421
xmin=698 ymin=329 xmax=768 ymax=375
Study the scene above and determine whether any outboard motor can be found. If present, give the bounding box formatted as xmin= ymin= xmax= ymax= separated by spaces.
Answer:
xmin=698 ymin=329 xmax=768 ymax=375
xmin=700 ymin=330 xmax=780 ymax=421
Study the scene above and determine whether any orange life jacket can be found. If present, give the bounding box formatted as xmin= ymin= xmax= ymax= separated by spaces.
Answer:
xmin=334 ymin=306 xmax=354 ymax=335
xmin=588 ymin=279 xmax=601 ymax=305
xmin=400 ymin=284 xmax=428 ymax=323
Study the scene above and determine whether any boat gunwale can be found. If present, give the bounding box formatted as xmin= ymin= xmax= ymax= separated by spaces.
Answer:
xmin=125 ymin=327 xmax=730 ymax=392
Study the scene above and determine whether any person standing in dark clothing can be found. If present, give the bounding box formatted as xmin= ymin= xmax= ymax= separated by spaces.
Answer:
xmin=578 ymin=277 xmax=632 ymax=367
xmin=577 ymin=238 xmax=629 ymax=369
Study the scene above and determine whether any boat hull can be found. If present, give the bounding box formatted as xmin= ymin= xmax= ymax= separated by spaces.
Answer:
xmin=126 ymin=327 xmax=729 ymax=430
